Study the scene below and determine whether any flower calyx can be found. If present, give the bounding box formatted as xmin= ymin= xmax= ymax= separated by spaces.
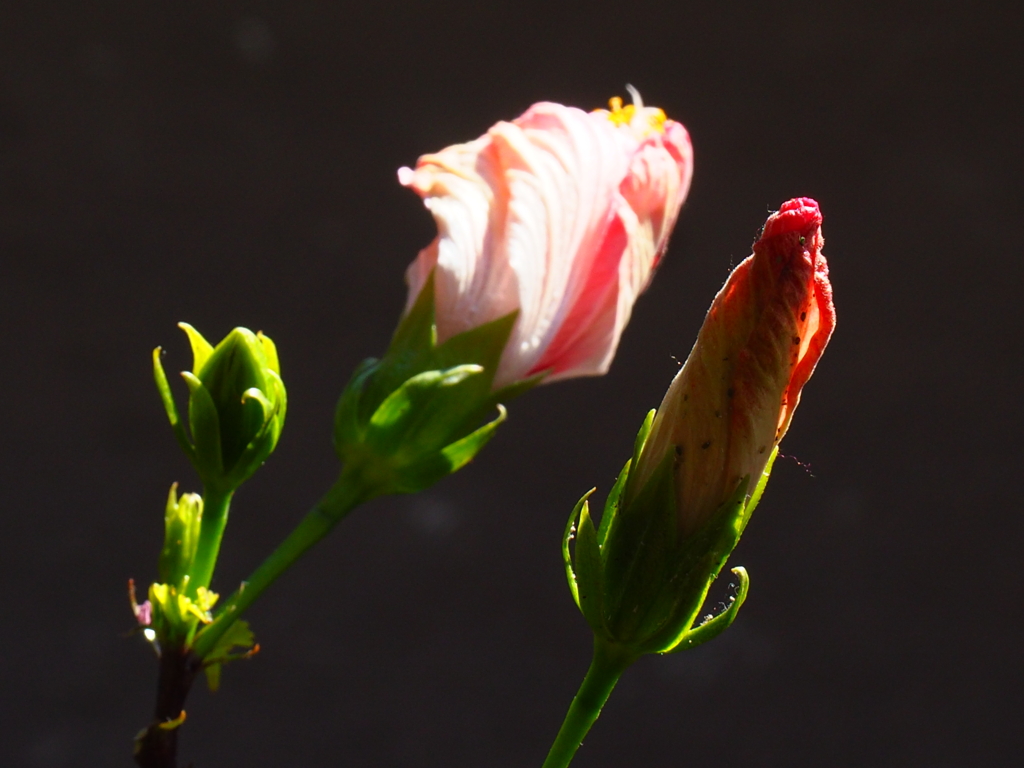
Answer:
xmin=563 ymin=410 xmax=774 ymax=657
xmin=334 ymin=271 xmax=531 ymax=500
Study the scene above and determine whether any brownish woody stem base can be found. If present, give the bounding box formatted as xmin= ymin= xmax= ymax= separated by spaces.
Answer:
xmin=134 ymin=647 xmax=200 ymax=768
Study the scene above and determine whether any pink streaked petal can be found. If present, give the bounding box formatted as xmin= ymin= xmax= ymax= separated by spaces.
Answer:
xmin=399 ymin=97 xmax=694 ymax=388
xmin=529 ymin=214 xmax=628 ymax=379
xmin=490 ymin=104 xmax=633 ymax=385
xmin=536 ymin=121 xmax=691 ymax=380
xmin=400 ymin=137 xmax=518 ymax=338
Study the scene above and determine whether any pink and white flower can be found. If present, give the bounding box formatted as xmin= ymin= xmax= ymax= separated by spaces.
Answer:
xmin=398 ymin=92 xmax=693 ymax=388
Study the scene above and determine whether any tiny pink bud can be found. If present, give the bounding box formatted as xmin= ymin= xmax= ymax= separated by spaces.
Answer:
xmin=136 ymin=600 xmax=153 ymax=627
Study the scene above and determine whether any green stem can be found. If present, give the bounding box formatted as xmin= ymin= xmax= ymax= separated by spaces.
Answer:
xmin=186 ymin=486 xmax=234 ymax=598
xmin=191 ymin=467 xmax=372 ymax=659
xmin=541 ymin=639 xmax=634 ymax=768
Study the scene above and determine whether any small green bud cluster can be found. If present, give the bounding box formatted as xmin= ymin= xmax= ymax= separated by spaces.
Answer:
xmin=158 ymin=483 xmax=203 ymax=590
xmin=154 ymin=323 xmax=286 ymax=494
xmin=137 ymin=324 xmax=278 ymax=671
xmin=138 ymin=484 xmax=218 ymax=649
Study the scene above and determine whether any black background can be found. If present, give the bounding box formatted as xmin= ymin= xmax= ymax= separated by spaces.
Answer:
xmin=2 ymin=1 xmax=1022 ymax=766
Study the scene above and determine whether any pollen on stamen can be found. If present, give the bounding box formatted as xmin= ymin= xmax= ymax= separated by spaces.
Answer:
xmin=603 ymin=95 xmax=636 ymax=126
xmin=596 ymin=87 xmax=667 ymax=134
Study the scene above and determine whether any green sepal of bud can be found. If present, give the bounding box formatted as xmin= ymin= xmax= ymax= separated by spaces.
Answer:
xmin=153 ymin=323 xmax=287 ymax=493
xmin=662 ymin=566 xmax=749 ymax=654
xmin=563 ymin=412 xmax=779 ymax=657
xmin=158 ymin=484 xmax=203 ymax=589
xmin=334 ymin=271 xmax=534 ymax=498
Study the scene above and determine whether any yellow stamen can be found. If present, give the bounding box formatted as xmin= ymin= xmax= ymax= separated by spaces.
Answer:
xmin=605 ymin=96 xmax=635 ymax=126
xmin=597 ymin=94 xmax=668 ymax=134
xmin=646 ymin=108 xmax=668 ymax=133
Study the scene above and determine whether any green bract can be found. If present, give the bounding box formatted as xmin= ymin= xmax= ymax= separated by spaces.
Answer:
xmin=333 ymin=272 xmax=538 ymax=498
xmin=564 ymin=409 xmax=777 ymax=657
xmin=153 ymin=323 xmax=287 ymax=493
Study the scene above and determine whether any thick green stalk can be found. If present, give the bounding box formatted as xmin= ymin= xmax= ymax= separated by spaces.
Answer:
xmin=541 ymin=639 xmax=634 ymax=768
xmin=186 ymin=486 xmax=234 ymax=598
xmin=191 ymin=469 xmax=372 ymax=659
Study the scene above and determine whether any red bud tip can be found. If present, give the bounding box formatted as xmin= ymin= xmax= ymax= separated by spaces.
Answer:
xmin=630 ymin=197 xmax=836 ymax=535
xmin=761 ymin=197 xmax=822 ymax=240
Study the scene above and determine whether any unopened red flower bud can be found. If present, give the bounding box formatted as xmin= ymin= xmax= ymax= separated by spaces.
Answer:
xmin=629 ymin=197 xmax=836 ymax=534
xmin=556 ymin=200 xmax=836 ymax=768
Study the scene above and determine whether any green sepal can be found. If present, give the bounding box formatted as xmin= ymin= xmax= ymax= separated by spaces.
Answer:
xmin=740 ymin=446 xmax=778 ymax=534
xmin=662 ymin=567 xmax=749 ymax=654
xmin=437 ymin=404 xmax=507 ymax=475
xmin=365 ymin=365 xmax=486 ymax=457
xmin=200 ymin=618 xmax=256 ymax=692
xmin=338 ymin=362 xmax=508 ymax=496
xmin=182 ymin=371 xmax=225 ymax=483
xmin=227 ymin=371 xmax=286 ymax=485
xmin=241 ymin=387 xmax=273 ymax=418
xmin=648 ymin=451 xmax=775 ymax=654
xmin=382 ymin=403 xmax=507 ymax=494
xmin=199 ymin=328 xmax=274 ymax=471
xmin=590 ymin=411 xmax=654 ymax=576
xmin=353 ymin=270 xmax=519 ymax=431
xmin=433 ymin=310 xmax=517 ymax=371
xmin=635 ymin=476 xmax=750 ymax=654
xmin=333 ymin=357 xmax=381 ymax=450
xmin=598 ymin=458 xmax=631 ymax=549
xmin=639 ymin=450 xmax=773 ymax=656
xmin=152 ymin=348 xmax=195 ymax=461
xmin=257 ymin=331 xmax=280 ymax=375
xmin=382 ymin=272 xmax=516 ymax=374
xmin=631 ymin=409 xmax=657 ymax=467
xmin=266 ymin=369 xmax=287 ymax=428
xmin=563 ymin=489 xmax=595 ymax=610
xmin=334 ymin=269 xmax=527 ymax=498
xmin=379 ymin=271 xmax=437 ymax=376
xmin=574 ymin=498 xmax=606 ymax=635
xmin=619 ymin=408 xmax=657 ymax=510
xmin=601 ymin=453 xmax=681 ymax=645
xmin=563 ymin=410 xmax=780 ymax=659
xmin=225 ymin=426 xmax=280 ymax=490
xmin=178 ymin=322 xmax=214 ymax=375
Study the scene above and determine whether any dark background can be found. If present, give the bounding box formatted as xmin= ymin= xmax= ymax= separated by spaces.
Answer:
xmin=2 ymin=1 xmax=1022 ymax=766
